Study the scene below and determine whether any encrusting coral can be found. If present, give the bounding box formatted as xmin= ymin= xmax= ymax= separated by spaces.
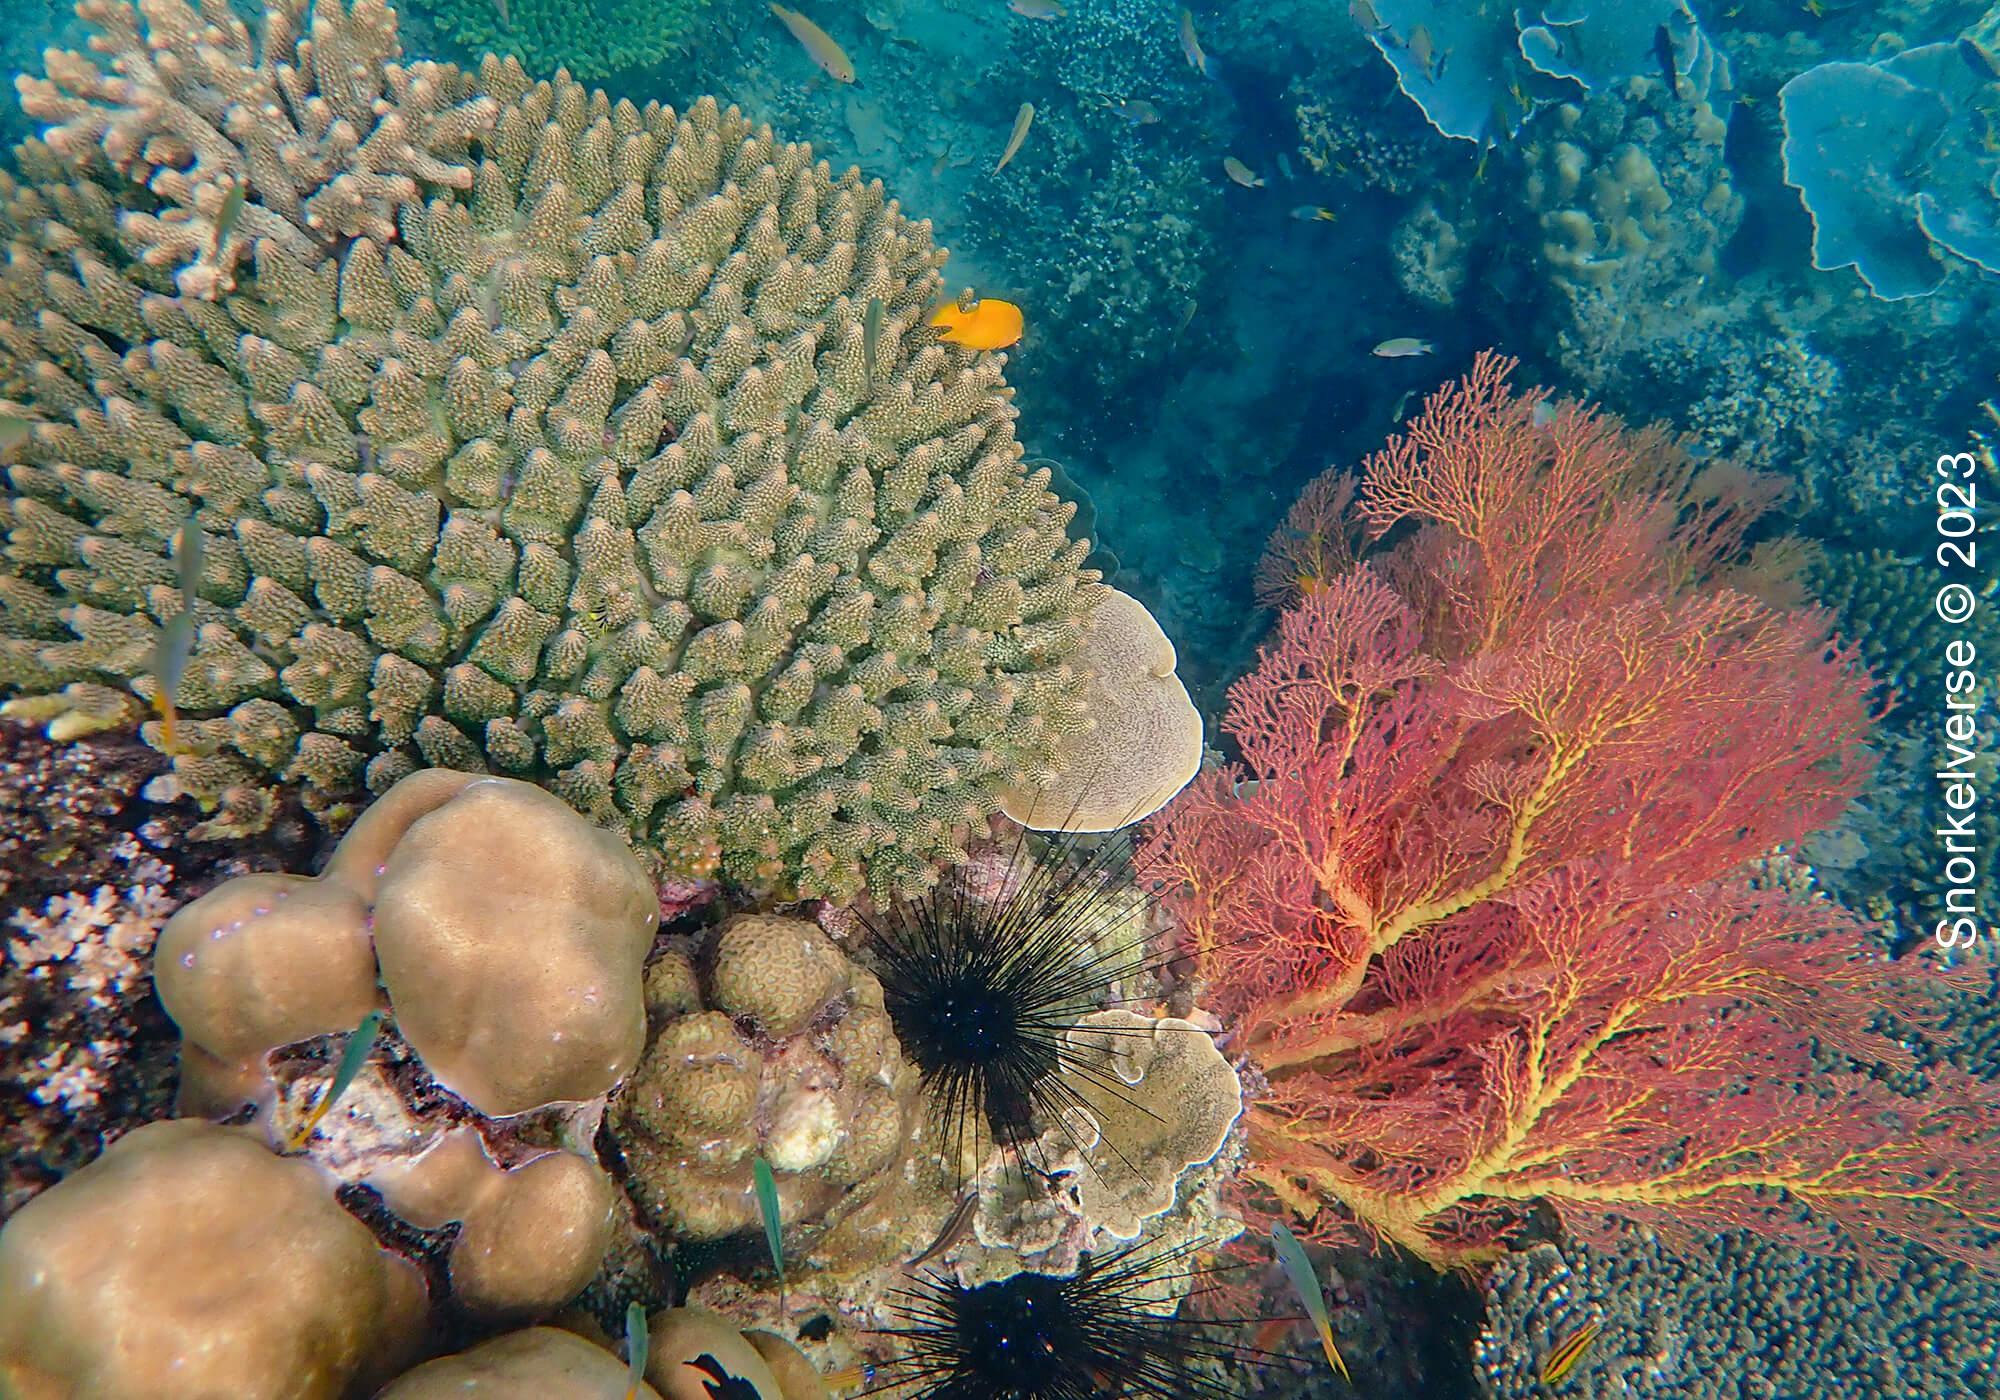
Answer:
xmin=0 ymin=0 xmax=1105 ymax=901
xmin=0 ymin=1118 xmax=426 ymax=1398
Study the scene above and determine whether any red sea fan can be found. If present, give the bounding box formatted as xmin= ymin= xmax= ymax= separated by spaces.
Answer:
xmin=1141 ymin=352 xmax=2000 ymax=1270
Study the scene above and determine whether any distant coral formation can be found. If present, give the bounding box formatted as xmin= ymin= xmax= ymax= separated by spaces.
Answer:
xmin=418 ymin=0 xmax=724 ymax=82
xmin=1781 ymin=40 xmax=2000 ymax=299
xmin=0 ymin=0 xmax=1103 ymax=900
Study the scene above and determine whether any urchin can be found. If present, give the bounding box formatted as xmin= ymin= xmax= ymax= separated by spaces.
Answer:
xmin=873 ymin=1240 xmax=1267 ymax=1399
xmin=860 ymin=828 xmax=1178 ymax=1174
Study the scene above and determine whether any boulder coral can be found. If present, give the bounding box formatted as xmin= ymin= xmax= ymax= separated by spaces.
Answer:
xmin=156 ymin=767 xmax=657 ymax=1119
xmin=153 ymin=767 xmax=648 ymax=1324
xmin=611 ymin=911 xmax=926 ymax=1265
xmin=0 ymin=0 xmax=1104 ymax=900
xmin=0 ymin=1118 xmax=426 ymax=1399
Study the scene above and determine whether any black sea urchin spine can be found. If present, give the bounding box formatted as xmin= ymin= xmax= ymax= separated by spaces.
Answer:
xmin=861 ymin=825 xmax=1193 ymax=1178
xmin=871 ymin=1239 xmax=1276 ymax=1400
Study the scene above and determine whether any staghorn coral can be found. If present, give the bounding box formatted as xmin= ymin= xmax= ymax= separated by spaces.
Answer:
xmin=417 ymin=0 xmax=725 ymax=83
xmin=0 ymin=1119 xmax=427 ymax=1398
xmin=610 ymin=911 xmax=927 ymax=1264
xmin=0 ymin=0 xmax=1103 ymax=901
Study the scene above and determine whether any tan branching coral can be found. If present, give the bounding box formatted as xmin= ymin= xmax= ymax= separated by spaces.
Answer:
xmin=998 ymin=587 xmax=1201 ymax=831
xmin=370 ymin=1127 xmax=618 ymax=1319
xmin=0 ymin=1119 xmax=425 ymax=1399
xmin=611 ymin=913 xmax=922 ymax=1262
xmin=156 ymin=768 xmax=657 ymax=1118
xmin=0 ymin=0 xmax=1105 ymax=901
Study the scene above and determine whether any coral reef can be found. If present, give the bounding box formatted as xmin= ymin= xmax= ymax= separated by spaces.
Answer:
xmin=964 ymin=138 xmax=1215 ymax=406
xmin=609 ymin=910 xmax=928 ymax=1264
xmin=1477 ymin=1231 xmax=2000 ymax=1399
xmin=1781 ymin=40 xmax=2000 ymax=299
xmin=1516 ymin=80 xmax=1742 ymax=385
xmin=1140 ymin=354 xmax=2000 ymax=1269
xmin=0 ymin=0 xmax=1105 ymax=901
xmin=152 ymin=768 xmax=649 ymax=1323
xmin=0 ymin=1119 xmax=427 ymax=1398
xmin=416 ymin=0 xmax=725 ymax=83
xmin=0 ymin=718 xmax=304 ymax=1214
xmin=997 ymin=586 xmax=1201 ymax=832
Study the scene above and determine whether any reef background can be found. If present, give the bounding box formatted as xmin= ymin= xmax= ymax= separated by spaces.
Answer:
xmin=2 ymin=0 xmax=1997 ymax=1396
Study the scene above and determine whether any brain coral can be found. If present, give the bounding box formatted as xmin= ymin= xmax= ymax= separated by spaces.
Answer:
xmin=0 ymin=0 xmax=1101 ymax=900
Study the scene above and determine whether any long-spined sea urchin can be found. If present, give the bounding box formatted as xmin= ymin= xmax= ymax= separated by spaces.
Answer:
xmin=858 ymin=825 xmax=1190 ymax=1178
xmin=872 ymin=1239 xmax=1273 ymax=1399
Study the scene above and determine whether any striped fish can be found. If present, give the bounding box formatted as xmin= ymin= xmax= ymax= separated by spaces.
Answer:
xmin=1540 ymin=1319 xmax=1601 ymax=1385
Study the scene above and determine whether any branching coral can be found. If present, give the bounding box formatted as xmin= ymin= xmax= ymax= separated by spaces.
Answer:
xmin=1139 ymin=352 xmax=2000 ymax=1271
xmin=0 ymin=0 xmax=1104 ymax=901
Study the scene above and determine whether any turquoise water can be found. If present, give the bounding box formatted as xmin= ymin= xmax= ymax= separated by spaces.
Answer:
xmin=0 ymin=1 xmax=1995 ymax=1396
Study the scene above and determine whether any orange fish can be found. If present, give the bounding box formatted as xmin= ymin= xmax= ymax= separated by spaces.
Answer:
xmin=931 ymin=296 xmax=1024 ymax=350
xmin=769 ymin=4 xmax=856 ymax=83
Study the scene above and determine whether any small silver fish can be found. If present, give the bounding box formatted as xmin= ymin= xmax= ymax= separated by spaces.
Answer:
xmin=1223 ymin=156 xmax=1265 ymax=188
xmin=753 ymin=1155 xmax=785 ymax=1311
xmin=995 ymin=102 xmax=1036 ymax=173
xmin=1179 ymin=8 xmax=1209 ymax=77
xmin=212 ymin=181 xmax=247 ymax=259
xmin=173 ymin=513 xmax=205 ymax=599
xmin=1272 ymin=1223 xmax=1352 ymax=1382
xmin=622 ymin=1302 xmax=648 ymax=1400
xmin=863 ymin=296 xmax=885 ymax=391
xmin=1008 ymin=0 xmax=1066 ymax=18
xmin=286 ymin=1009 xmax=385 ymax=1150
xmin=148 ymin=610 xmax=196 ymax=754
xmin=1372 ymin=336 xmax=1434 ymax=358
